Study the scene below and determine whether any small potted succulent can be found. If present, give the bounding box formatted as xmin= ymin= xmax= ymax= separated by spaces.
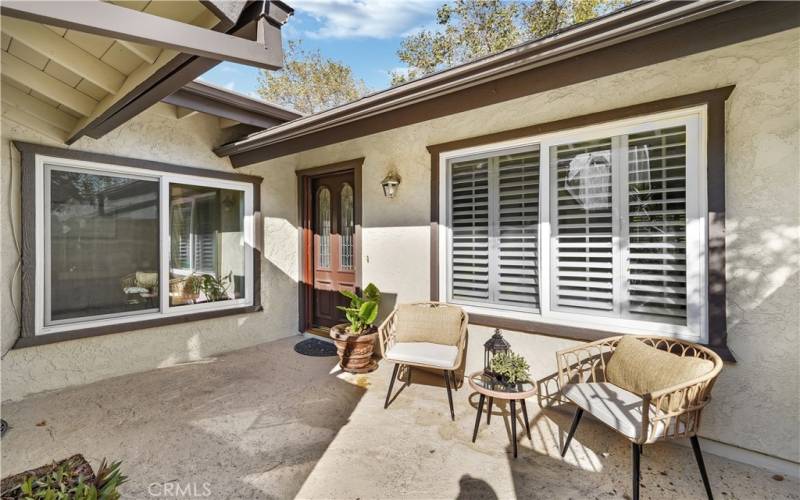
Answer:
xmin=489 ymin=351 xmax=531 ymax=388
xmin=329 ymin=283 xmax=381 ymax=373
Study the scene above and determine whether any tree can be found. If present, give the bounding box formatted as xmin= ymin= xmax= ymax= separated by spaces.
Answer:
xmin=257 ymin=40 xmax=369 ymax=114
xmin=392 ymin=0 xmax=630 ymax=85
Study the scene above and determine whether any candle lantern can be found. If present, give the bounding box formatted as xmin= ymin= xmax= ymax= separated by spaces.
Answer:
xmin=483 ymin=329 xmax=511 ymax=377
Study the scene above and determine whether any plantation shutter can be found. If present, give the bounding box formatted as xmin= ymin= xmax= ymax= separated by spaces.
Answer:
xmin=495 ymin=149 xmax=540 ymax=310
xmin=625 ymin=126 xmax=688 ymax=321
xmin=171 ymin=202 xmax=192 ymax=270
xmin=193 ymin=197 xmax=217 ymax=274
xmin=550 ymin=137 xmax=615 ymax=312
xmin=450 ymin=158 xmax=491 ymax=302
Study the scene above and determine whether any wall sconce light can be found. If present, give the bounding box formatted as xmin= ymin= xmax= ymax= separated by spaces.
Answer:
xmin=380 ymin=170 xmax=401 ymax=198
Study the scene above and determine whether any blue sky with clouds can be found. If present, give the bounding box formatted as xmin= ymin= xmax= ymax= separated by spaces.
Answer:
xmin=199 ymin=0 xmax=440 ymax=98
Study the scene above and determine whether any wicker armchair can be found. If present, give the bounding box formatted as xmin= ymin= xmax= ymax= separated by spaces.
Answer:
xmin=378 ymin=302 xmax=468 ymax=421
xmin=556 ymin=335 xmax=723 ymax=500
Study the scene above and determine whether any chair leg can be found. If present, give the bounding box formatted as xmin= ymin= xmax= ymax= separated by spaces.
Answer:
xmin=486 ymin=397 xmax=493 ymax=425
xmin=444 ymin=370 xmax=454 ymax=421
xmin=691 ymin=435 xmax=714 ymax=500
xmin=384 ymin=363 xmax=400 ymax=409
xmin=560 ymin=408 xmax=584 ymax=457
xmin=632 ymin=441 xmax=641 ymax=500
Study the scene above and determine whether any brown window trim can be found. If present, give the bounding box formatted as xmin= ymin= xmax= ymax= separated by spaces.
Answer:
xmin=295 ymin=158 xmax=364 ymax=333
xmin=14 ymin=141 xmax=263 ymax=349
xmin=427 ymin=87 xmax=736 ymax=362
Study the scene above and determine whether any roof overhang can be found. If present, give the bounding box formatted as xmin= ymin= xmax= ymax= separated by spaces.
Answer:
xmin=1 ymin=1 xmax=293 ymax=144
xmin=162 ymin=80 xmax=302 ymax=129
xmin=216 ymin=0 xmax=800 ymax=167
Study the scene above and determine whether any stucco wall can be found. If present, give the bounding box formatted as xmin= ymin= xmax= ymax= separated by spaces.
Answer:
xmin=245 ymin=29 xmax=800 ymax=463
xmin=1 ymin=105 xmax=299 ymax=401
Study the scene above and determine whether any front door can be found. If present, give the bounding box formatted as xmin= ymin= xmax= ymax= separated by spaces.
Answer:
xmin=312 ymin=171 xmax=356 ymax=328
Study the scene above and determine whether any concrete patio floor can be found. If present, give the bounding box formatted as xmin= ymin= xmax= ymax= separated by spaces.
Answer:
xmin=1 ymin=336 xmax=796 ymax=499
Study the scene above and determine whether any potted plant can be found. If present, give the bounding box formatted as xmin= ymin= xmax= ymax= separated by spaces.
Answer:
xmin=489 ymin=351 xmax=531 ymax=388
xmin=329 ymin=283 xmax=381 ymax=373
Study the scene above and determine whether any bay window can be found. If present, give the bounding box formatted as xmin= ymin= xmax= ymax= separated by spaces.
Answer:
xmin=33 ymin=152 xmax=257 ymax=337
xmin=439 ymin=107 xmax=707 ymax=342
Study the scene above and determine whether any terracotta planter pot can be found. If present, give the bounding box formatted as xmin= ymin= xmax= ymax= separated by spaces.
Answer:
xmin=329 ymin=324 xmax=378 ymax=373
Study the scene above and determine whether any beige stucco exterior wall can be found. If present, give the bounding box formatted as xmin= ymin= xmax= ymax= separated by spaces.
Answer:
xmin=0 ymin=105 xmax=299 ymax=401
xmin=245 ymin=28 xmax=800 ymax=464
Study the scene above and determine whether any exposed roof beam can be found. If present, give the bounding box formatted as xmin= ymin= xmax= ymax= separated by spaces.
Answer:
xmin=219 ymin=118 xmax=240 ymax=128
xmin=163 ymin=88 xmax=283 ymax=129
xmin=1 ymin=83 xmax=78 ymax=131
xmin=2 ymin=105 xmax=68 ymax=142
xmin=200 ymin=0 xmax=248 ymax=27
xmin=1 ymin=52 xmax=96 ymax=116
xmin=176 ymin=106 xmax=199 ymax=119
xmin=118 ymin=40 xmax=161 ymax=65
xmin=1 ymin=16 xmax=125 ymax=94
xmin=0 ymin=0 xmax=290 ymax=70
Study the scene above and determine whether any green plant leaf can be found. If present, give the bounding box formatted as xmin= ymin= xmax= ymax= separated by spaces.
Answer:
xmin=363 ymin=283 xmax=381 ymax=304
xmin=339 ymin=289 xmax=360 ymax=302
xmin=359 ymin=301 xmax=378 ymax=325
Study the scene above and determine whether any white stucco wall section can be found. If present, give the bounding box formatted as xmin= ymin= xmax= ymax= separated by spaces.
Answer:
xmin=1 ymin=105 xmax=299 ymax=401
xmin=246 ymin=29 xmax=800 ymax=464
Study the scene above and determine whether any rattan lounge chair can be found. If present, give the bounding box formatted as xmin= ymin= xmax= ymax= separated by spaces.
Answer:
xmin=378 ymin=302 xmax=468 ymax=420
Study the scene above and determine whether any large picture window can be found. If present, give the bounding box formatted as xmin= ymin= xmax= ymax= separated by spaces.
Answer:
xmin=34 ymin=154 xmax=256 ymax=336
xmin=439 ymin=108 xmax=707 ymax=341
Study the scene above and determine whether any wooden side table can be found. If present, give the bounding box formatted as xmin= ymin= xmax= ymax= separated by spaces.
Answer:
xmin=468 ymin=371 xmax=537 ymax=458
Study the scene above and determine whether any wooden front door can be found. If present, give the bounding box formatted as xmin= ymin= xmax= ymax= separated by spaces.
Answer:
xmin=312 ymin=171 xmax=357 ymax=328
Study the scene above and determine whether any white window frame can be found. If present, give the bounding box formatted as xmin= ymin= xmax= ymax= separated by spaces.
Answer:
xmin=437 ymin=106 xmax=708 ymax=342
xmin=35 ymin=155 xmax=255 ymax=336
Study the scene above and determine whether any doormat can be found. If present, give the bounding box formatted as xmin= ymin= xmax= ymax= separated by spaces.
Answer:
xmin=294 ymin=338 xmax=337 ymax=357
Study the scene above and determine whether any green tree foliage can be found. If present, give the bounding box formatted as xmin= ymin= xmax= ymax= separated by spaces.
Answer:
xmin=257 ymin=40 xmax=369 ymax=114
xmin=392 ymin=0 xmax=631 ymax=85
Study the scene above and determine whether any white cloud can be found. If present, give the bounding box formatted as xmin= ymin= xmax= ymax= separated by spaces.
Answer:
xmin=292 ymin=0 xmax=437 ymax=39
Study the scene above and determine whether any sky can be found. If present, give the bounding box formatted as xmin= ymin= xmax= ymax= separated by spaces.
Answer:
xmin=199 ymin=0 xmax=442 ymax=99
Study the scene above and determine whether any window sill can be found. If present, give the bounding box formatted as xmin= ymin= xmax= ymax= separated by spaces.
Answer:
xmin=468 ymin=312 xmax=736 ymax=363
xmin=13 ymin=305 xmax=263 ymax=349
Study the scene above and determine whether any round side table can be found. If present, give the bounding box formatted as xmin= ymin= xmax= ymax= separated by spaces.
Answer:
xmin=468 ymin=371 xmax=537 ymax=458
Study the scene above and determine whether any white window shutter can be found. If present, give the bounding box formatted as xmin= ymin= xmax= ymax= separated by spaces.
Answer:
xmin=550 ymin=138 xmax=615 ymax=312
xmin=625 ymin=126 xmax=688 ymax=321
xmin=495 ymin=149 xmax=540 ymax=310
xmin=450 ymin=158 xmax=491 ymax=302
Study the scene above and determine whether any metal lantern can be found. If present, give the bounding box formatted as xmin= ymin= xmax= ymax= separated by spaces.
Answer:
xmin=380 ymin=171 xmax=401 ymax=198
xmin=483 ymin=329 xmax=511 ymax=376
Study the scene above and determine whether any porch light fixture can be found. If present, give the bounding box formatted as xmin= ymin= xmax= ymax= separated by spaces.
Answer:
xmin=380 ymin=171 xmax=401 ymax=198
xmin=484 ymin=329 xmax=511 ymax=377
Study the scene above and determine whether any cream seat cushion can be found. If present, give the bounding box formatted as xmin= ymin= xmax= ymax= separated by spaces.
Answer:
xmin=394 ymin=304 xmax=463 ymax=345
xmin=385 ymin=342 xmax=459 ymax=369
xmin=562 ymin=382 xmax=684 ymax=441
xmin=606 ymin=336 xmax=714 ymax=397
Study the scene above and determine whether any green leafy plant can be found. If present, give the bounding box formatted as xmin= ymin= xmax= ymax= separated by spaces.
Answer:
xmin=490 ymin=351 xmax=531 ymax=385
xmin=3 ymin=456 xmax=126 ymax=500
xmin=199 ymin=272 xmax=232 ymax=302
xmin=337 ymin=283 xmax=381 ymax=335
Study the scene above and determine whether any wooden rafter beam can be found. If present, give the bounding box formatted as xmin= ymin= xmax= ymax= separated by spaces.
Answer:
xmin=118 ymin=41 xmax=161 ymax=65
xmin=200 ymin=0 xmax=248 ymax=27
xmin=0 ymin=0 xmax=290 ymax=70
xmin=1 ymin=52 xmax=96 ymax=116
xmin=163 ymin=88 xmax=282 ymax=129
xmin=1 ymin=83 xmax=78 ymax=132
xmin=1 ymin=16 xmax=125 ymax=94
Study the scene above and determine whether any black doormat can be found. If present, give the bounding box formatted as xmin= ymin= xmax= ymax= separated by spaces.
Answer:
xmin=294 ymin=338 xmax=337 ymax=357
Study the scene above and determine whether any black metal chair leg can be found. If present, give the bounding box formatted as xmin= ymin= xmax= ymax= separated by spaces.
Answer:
xmin=444 ymin=370 xmax=455 ymax=421
xmin=632 ymin=441 xmax=641 ymax=500
xmin=691 ymin=435 xmax=714 ymax=500
xmin=510 ymin=399 xmax=518 ymax=458
xmin=486 ymin=397 xmax=493 ymax=425
xmin=384 ymin=363 xmax=400 ymax=409
xmin=472 ymin=394 xmax=485 ymax=442
xmin=560 ymin=408 xmax=584 ymax=457
xmin=521 ymin=399 xmax=532 ymax=442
